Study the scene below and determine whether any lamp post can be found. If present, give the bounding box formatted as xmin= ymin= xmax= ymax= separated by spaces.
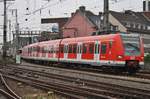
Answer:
xmin=103 ymin=0 xmax=110 ymax=32
xmin=3 ymin=0 xmax=7 ymax=59
xmin=2 ymin=0 xmax=15 ymax=60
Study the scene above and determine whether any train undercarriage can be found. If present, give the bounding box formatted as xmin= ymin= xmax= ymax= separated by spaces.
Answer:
xmin=23 ymin=58 xmax=140 ymax=75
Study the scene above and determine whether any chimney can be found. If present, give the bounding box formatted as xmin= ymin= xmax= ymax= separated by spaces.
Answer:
xmin=99 ymin=12 xmax=102 ymax=16
xmin=79 ymin=6 xmax=85 ymax=12
xmin=143 ymin=0 xmax=150 ymax=12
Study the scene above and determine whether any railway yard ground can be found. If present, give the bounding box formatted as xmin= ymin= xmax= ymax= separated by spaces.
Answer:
xmin=0 ymin=75 xmax=66 ymax=99
xmin=0 ymin=58 xmax=150 ymax=99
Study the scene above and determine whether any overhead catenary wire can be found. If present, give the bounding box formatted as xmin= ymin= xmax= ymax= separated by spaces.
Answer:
xmin=6 ymin=0 xmax=125 ymax=23
xmin=8 ymin=0 xmax=67 ymax=24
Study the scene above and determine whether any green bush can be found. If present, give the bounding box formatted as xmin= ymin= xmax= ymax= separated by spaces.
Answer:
xmin=145 ymin=53 xmax=150 ymax=63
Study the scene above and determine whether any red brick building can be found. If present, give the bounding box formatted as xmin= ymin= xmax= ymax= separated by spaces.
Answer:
xmin=62 ymin=6 xmax=101 ymax=38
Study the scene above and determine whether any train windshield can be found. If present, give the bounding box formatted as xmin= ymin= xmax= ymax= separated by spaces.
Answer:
xmin=121 ymin=34 xmax=141 ymax=56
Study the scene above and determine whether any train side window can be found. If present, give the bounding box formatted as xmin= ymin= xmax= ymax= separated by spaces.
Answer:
xmin=60 ymin=45 xmax=64 ymax=53
xmin=73 ymin=44 xmax=77 ymax=53
xmin=69 ymin=45 xmax=72 ymax=53
xmin=45 ymin=47 xmax=47 ymax=53
xmin=83 ymin=44 xmax=87 ymax=54
xmin=89 ymin=43 xmax=94 ymax=54
xmin=101 ymin=43 xmax=107 ymax=54
xmin=51 ymin=46 xmax=54 ymax=53
xmin=49 ymin=47 xmax=51 ymax=53
xmin=29 ymin=48 xmax=31 ymax=53
xmin=53 ymin=47 xmax=55 ymax=53
xmin=37 ymin=46 xmax=40 ymax=52
xmin=35 ymin=47 xmax=37 ymax=52
xmin=42 ymin=47 xmax=45 ymax=53
xmin=40 ymin=47 xmax=42 ymax=53
xmin=109 ymin=41 xmax=113 ymax=49
xmin=50 ymin=48 xmax=52 ymax=53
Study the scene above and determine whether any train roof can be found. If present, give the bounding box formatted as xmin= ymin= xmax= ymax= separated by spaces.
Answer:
xmin=61 ymin=33 xmax=120 ymax=44
xmin=23 ymin=33 xmax=140 ymax=48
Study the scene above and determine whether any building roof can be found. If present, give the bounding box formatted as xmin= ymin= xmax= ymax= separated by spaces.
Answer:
xmin=110 ymin=10 xmax=150 ymax=25
xmin=84 ymin=11 xmax=101 ymax=29
xmin=63 ymin=6 xmax=101 ymax=30
xmin=110 ymin=10 xmax=150 ymax=34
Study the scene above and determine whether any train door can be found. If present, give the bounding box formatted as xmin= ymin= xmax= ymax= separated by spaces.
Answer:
xmin=77 ymin=43 xmax=82 ymax=61
xmin=100 ymin=42 xmax=110 ymax=64
xmin=94 ymin=41 xmax=100 ymax=62
xmin=108 ymin=41 xmax=113 ymax=61
xmin=64 ymin=44 xmax=68 ymax=60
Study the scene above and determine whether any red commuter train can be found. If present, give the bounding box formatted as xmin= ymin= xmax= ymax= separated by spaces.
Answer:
xmin=21 ymin=33 xmax=144 ymax=74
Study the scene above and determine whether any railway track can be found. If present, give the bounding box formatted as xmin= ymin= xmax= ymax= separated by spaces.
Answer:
xmin=1 ymin=63 xmax=150 ymax=99
xmin=1 ymin=68 xmax=112 ymax=99
xmin=136 ymin=70 xmax=150 ymax=79
xmin=0 ymin=73 xmax=21 ymax=99
xmin=12 ymin=63 xmax=150 ymax=84
xmin=22 ymin=61 xmax=150 ymax=80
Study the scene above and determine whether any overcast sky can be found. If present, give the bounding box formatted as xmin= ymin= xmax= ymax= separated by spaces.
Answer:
xmin=0 ymin=0 xmax=144 ymax=42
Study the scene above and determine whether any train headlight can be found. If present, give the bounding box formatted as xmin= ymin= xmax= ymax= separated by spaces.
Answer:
xmin=117 ymin=55 xmax=123 ymax=59
xmin=141 ymin=57 xmax=144 ymax=60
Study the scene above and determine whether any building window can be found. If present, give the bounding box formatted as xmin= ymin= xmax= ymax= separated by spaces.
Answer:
xmin=126 ymin=22 xmax=130 ymax=27
xmin=130 ymin=23 xmax=134 ymax=28
xmin=124 ymin=22 xmax=127 ymax=26
xmin=145 ymin=26 xmax=148 ymax=30
xmin=138 ymin=24 xmax=141 ymax=29
xmin=148 ymin=26 xmax=150 ymax=30
xmin=133 ymin=23 xmax=136 ymax=28
xmin=135 ymin=24 xmax=139 ymax=29
xmin=143 ymin=25 xmax=146 ymax=30
xmin=141 ymin=25 xmax=144 ymax=30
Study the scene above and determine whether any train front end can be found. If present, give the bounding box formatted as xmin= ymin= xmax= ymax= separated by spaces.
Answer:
xmin=120 ymin=34 xmax=144 ymax=73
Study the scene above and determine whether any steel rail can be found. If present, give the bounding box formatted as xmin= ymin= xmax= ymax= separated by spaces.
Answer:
xmin=1 ymin=65 xmax=150 ymax=98
xmin=11 ymin=66 xmax=150 ymax=98
xmin=4 ymin=74 xmax=111 ymax=99
xmin=7 ymin=66 xmax=150 ymax=98
xmin=0 ymin=89 xmax=18 ymax=99
xmin=8 ymin=64 xmax=150 ymax=84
